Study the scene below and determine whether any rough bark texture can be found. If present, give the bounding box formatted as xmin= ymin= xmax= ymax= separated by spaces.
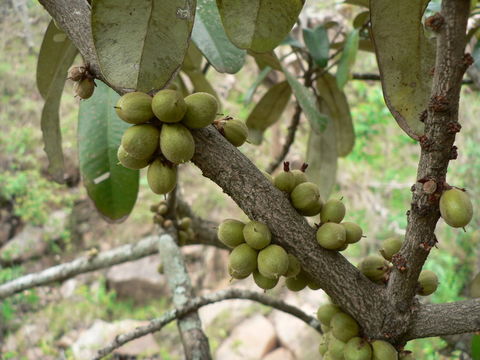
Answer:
xmin=93 ymin=288 xmax=320 ymax=360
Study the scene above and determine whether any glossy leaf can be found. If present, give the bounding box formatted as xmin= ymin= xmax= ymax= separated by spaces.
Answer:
xmin=282 ymin=66 xmax=327 ymax=133
xmin=246 ymin=81 xmax=292 ymax=144
xmin=316 ymin=72 xmax=355 ymax=157
xmin=303 ymin=26 xmax=329 ymax=68
xmin=371 ymin=0 xmax=435 ymax=138
xmin=336 ymin=29 xmax=359 ymax=89
xmin=216 ymin=0 xmax=305 ymax=52
xmin=192 ymin=0 xmax=246 ymax=73
xmin=91 ymin=0 xmax=196 ymax=92
xmin=37 ymin=21 xmax=78 ymax=183
xmin=78 ymin=81 xmax=139 ymax=221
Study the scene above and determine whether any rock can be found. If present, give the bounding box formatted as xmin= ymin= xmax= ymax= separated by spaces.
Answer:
xmin=3 ymin=322 xmax=50 ymax=354
xmin=263 ymin=347 xmax=296 ymax=360
xmin=0 ymin=225 xmax=45 ymax=263
xmin=71 ymin=319 xmax=160 ymax=359
xmin=106 ymin=254 xmax=168 ymax=303
xmin=215 ymin=315 xmax=277 ymax=360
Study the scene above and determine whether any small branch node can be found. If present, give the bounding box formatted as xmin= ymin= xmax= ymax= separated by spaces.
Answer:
xmin=425 ymin=13 xmax=445 ymax=32
xmin=447 ymin=122 xmax=461 ymax=134
xmin=428 ymin=95 xmax=450 ymax=113
xmin=391 ymin=253 xmax=408 ymax=272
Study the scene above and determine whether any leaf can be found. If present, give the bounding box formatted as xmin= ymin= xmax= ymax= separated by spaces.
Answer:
xmin=216 ymin=0 xmax=305 ymax=52
xmin=192 ymin=0 xmax=246 ymax=73
xmin=316 ymin=72 xmax=355 ymax=157
xmin=37 ymin=21 xmax=78 ymax=183
xmin=282 ymin=65 xmax=328 ymax=133
xmin=336 ymin=29 xmax=359 ymax=89
xmin=371 ymin=0 xmax=436 ymax=138
xmin=472 ymin=334 xmax=480 ymax=360
xmin=281 ymin=34 xmax=304 ymax=48
xmin=244 ymin=66 xmax=272 ymax=105
xmin=344 ymin=0 xmax=368 ymax=7
xmin=249 ymin=50 xmax=282 ymax=71
xmin=78 ymin=81 xmax=139 ymax=221
xmin=91 ymin=0 xmax=196 ymax=92
xmin=182 ymin=69 xmax=219 ymax=101
xmin=246 ymin=81 xmax=292 ymax=144
xmin=303 ymin=26 xmax=329 ymax=68
xmin=353 ymin=11 xmax=370 ymax=29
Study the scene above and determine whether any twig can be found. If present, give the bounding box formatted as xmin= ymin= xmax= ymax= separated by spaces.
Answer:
xmin=92 ymin=288 xmax=321 ymax=360
xmin=351 ymin=72 xmax=473 ymax=84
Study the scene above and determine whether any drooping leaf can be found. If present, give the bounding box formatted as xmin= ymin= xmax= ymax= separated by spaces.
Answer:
xmin=246 ymin=81 xmax=292 ymax=144
xmin=249 ymin=50 xmax=282 ymax=71
xmin=37 ymin=21 xmax=78 ymax=183
xmin=216 ymin=0 xmax=305 ymax=52
xmin=183 ymin=42 xmax=204 ymax=72
xmin=78 ymin=81 xmax=139 ymax=221
xmin=192 ymin=0 xmax=246 ymax=73
xmin=282 ymin=65 xmax=328 ymax=133
xmin=244 ymin=67 xmax=272 ymax=105
xmin=91 ymin=0 xmax=196 ymax=92
xmin=336 ymin=29 xmax=359 ymax=89
xmin=371 ymin=0 xmax=435 ymax=138
xmin=303 ymin=26 xmax=329 ymax=68
xmin=353 ymin=11 xmax=370 ymax=29
xmin=316 ymin=72 xmax=355 ymax=157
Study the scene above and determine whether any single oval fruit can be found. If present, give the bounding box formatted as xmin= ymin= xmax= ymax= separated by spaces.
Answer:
xmin=243 ymin=220 xmax=271 ymax=250
xmin=151 ymin=89 xmax=186 ymax=123
xmin=160 ymin=123 xmax=195 ymax=164
xmin=223 ymin=118 xmax=248 ymax=147
xmin=253 ymin=270 xmax=278 ymax=290
xmin=291 ymin=182 xmax=323 ymax=216
xmin=342 ymin=222 xmax=363 ymax=244
xmin=291 ymin=169 xmax=308 ymax=187
xmin=228 ymin=243 xmax=258 ymax=279
xmin=273 ymin=171 xmax=296 ymax=193
xmin=182 ymin=92 xmax=218 ymax=129
xmin=228 ymin=264 xmax=250 ymax=280
xmin=121 ymin=124 xmax=160 ymax=159
xmin=317 ymin=304 xmax=342 ymax=326
xmin=328 ymin=336 xmax=346 ymax=360
xmin=115 ymin=92 xmax=154 ymax=124
xmin=417 ymin=269 xmax=438 ymax=296
xmin=320 ymin=199 xmax=346 ymax=223
xmin=358 ymin=255 xmax=387 ymax=282
xmin=298 ymin=200 xmax=323 ymax=217
xmin=439 ymin=188 xmax=473 ymax=228
xmin=316 ymin=223 xmax=347 ymax=250
xmin=146 ymin=159 xmax=177 ymax=195
xmin=380 ymin=237 xmax=403 ymax=262
xmin=117 ymin=145 xmax=150 ymax=170
xmin=257 ymin=244 xmax=289 ymax=279
xmin=330 ymin=312 xmax=359 ymax=342
xmin=284 ymin=254 xmax=301 ymax=278
xmin=285 ymin=271 xmax=309 ymax=291
xmin=218 ymin=219 xmax=245 ymax=248
xmin=74 ymin=78 xmax=95 ymax=99
xmin=371 ymin=340 xmax=398 ymax=360
xmin=344 ymin=337 xmax=373 ymax=360
xmin=319 ymin=336 xmax=328 ymax=356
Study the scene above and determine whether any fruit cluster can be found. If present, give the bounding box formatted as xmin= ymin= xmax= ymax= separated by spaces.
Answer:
xmin=68 ymin=65 xmax=96 ymax=99
xmin=218 ymin=219 xmax=302 ymax=290
xmin=317 ymin=302 xmax=415 ymax=359
xmin=150 ymin=199 xmax=195 ymax=245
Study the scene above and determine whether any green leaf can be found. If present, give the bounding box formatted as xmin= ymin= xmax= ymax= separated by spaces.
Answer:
xmin=37 ymin=21 xmax=78 ymax=183
xmin=282 ymin=65 xmax=328 ymax=133
xmin=303 ymin=26 xmax=329 ymax=68
xmin=192 ymin=0 xmax=246 ymax=73
xmin=316 ymin=72 xmax=355 ymax=157
xmin=216 ymin=0 xmax=305 ymax=52
xmin=246 ymin=81 xmax=292 ymax=145
xmin=472 ymin=335 xmax=480 ymax=360
xmin=281 ymin=34 xmax=304 ymax=48
xmin=336 ymin=29 xmax=359 ymax=89
xmin=78 ymin=81 xmax=139 ymax=221
xmin=244 ymin=66 xmax=272 ymax=105
xmin=91 ymin=0 xmax=196 ymax=92
xmin=353 ymin=11 xmax=370 ymax=29
xmin=371 ymin=0 xmax=435 ymax=138
xmin=249 ymin=50 xmax=282 ymax=71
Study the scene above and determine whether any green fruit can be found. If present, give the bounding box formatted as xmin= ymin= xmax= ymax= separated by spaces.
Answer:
xmin=291 ymin=169 xmax=308 ymax=187
xmin=228 ymin=244 xmax=258 ymax=279
xmin=115 ymin=92 xmax=154 ymax=124
xmin=320 ymin=199 xmax=346 ymax=223
xmin=178 ymin=230 xmax=189 ymax=245
xmin=222 ymin=118 xmax=248 ymax=147
xmin=316 ymin=222 xmax=347 ymax=250
xmin=321 ymin=324 xmax=331 ymax=333
xmin=273 ymin=171 xmax=296 ymax=193
xmin=181 ymin=92 xmax=218 ymax=129
xmin=285 ymin=271 xmax=309 ymax=291
xmin=319 ymin=336 xmax=328 ymax=355
xmin=178 ymin=217 xmax=192 ymax=231
xmin=307 ymin=277 xmax=322 ymax=290
xmin=344 ymin=337 xmax=373 ymax=360
xmin=439 ymin=188 xmax=473 ymax=228
xmin=371 ymin=340 xmax=398 ymax=360
xmin=218 ymin=219 xmax=245 ymax=248
xmin=328 ymin=336 xmax=346 ymax=360
xmin=417 ymin=270 xmax=438 ymax=296
xmin=380 ymin=237 xmax=403 ymax=262
xmin=117 ymin=145 xmax=150 ymax=170
xmin=160 ymin=123 xmax=195 ymax=164
xmin=151 ymin=89 xmax=186 ymax=123
xmin=470 ymin=272 xmax=480 ymax=297
xmin=342 ymin=222 xmax=363 ymax=244
xmin=243 ymin=220 xmax=271 ymax=250
xmin=291 ymin=182 xmax=323 ymax=216
xmin=298 ymin=200 xmax=323 ymax=217
xmin=228 ymin=264 xmax=250 ymax=279
xmin=146 ymin=159 xmax=177 ymax=195
xmin=317 ymin=304 xmax=342 ymax=326
xmin=284 ymin=254 xmax=301 ymax=278
xmin=331 ymin=312 xmax=360 ymax=343
xmin=253 ymin=270 xmax=279 ymax=290
xmin=121 ymin=124 xmax=160 ymax=159
xmin=359 ymin=255 xmax=387 ymax=282
xmin=74 ymin=78 xmax=95 ymax=99
xmin=258 ymin=244 xmax=289 ymax=279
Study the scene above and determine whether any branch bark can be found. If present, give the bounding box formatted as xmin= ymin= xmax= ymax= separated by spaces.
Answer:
xmin=93 ymin=288 xmax=320 ymax=360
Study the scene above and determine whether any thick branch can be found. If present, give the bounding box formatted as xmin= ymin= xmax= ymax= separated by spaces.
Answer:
xmin=385 ymin=0 xmax=471 ymax=339
xmin=93 ymin=288 xmax=320 ymax=360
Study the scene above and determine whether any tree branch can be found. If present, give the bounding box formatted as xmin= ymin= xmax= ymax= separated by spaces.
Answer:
xmin=92 ymin=288 xmax=321 ymax=360
xmin=385 ymin=0 xmax=471 ymax=340
xmin=351 ymin=73 xmax=473 ymax=84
